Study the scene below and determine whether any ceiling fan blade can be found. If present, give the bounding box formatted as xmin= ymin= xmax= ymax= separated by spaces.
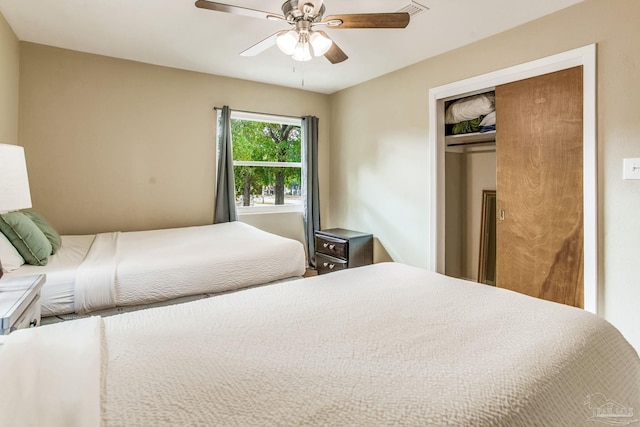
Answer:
xmin=195 ymin=1 xmax=284 ymax=21
xmin=324 ymin=13 xmax=410 ymax=29
xmin=239 ymin=31 xmax=281 ymax=57
xmin=315 ymin=31 xmax=348 ymax=64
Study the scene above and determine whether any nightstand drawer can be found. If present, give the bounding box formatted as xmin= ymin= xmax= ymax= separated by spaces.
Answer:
xmin=315 ymin=234 xmax=348 ymax=260
xmin=316 ymin=253 xmax=347 ymax=274
xmin=11 ymin=295 xmax=41 ymax=332
xmin=1 ymin=274 xmax=46 ymax=334
xmin=314 ymin=228 xmax=373 ymax=276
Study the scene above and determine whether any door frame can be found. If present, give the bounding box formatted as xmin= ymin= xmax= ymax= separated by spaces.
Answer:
xmin=428 ymin=44 xmax=597 ymax=313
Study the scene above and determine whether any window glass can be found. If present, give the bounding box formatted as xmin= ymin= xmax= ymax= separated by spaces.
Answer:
xmin=222 ymin=112 xmax=303 ymax=211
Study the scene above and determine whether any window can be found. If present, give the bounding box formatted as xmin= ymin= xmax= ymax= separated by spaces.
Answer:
xmin=219 ymin=110 xmax=303 ymax=213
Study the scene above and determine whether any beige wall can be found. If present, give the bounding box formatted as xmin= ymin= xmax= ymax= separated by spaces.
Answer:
xmin=239 ymin=211 xmax=306 ymax=252
xmin=0 ymin=12 xmax=19 ymax=145
xmin=18 ymin=43 xmax=330 ymax=237
xmin=329 ymin=0 xmax=640 ymax=351
xmin=445 ymin=151 xmax=496 ymax=281
xmin=464 ymin=152 xmax=496 ymax=281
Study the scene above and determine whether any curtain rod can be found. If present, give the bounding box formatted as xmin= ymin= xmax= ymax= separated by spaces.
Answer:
xmin=213 ymin=106 xmax=302 ymax=121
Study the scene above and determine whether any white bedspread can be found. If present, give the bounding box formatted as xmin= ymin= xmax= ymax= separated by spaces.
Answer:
xmin=74 ymin=232 xmax=119 ymax=314
xmin=0 ymin=317 xmax=102 ymax=427
xmin=2 ymin=263 xmax=638 ymax=426
xmin=3 ymin=235 xmax=96 ymax=316
xmin=74 ymin=222 xmax=306 ymax=314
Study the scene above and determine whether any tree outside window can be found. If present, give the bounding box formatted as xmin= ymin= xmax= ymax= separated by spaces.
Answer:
xmin=227 ymin=114 xmax=302 ymax=210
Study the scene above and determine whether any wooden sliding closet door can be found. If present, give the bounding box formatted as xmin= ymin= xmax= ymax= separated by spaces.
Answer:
xmin=495 ymin=66 xmax=584 ymax=308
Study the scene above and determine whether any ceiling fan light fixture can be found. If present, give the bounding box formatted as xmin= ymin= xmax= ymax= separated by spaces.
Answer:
xmin=196 ymin=0 xmax=411 ymax=64
xmin=276 ymin=30 xmax=298 ymax=55
xmin=309 ymin=31 xmax=332 ymax=56
xmin=292 ymin=39 xmax=312 ymax=61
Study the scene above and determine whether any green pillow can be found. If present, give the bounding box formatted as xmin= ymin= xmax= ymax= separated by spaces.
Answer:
xmin=22 ymin=209 xmax=62 ymax=254
xmin=0 ymin=211 xmax=51 ymax=266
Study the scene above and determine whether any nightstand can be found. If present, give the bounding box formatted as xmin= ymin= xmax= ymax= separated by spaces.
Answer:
xmin=0 ymin=274 xmax=46 ymax=334
xmin=315 ymin=228 xmax=373 ymax=275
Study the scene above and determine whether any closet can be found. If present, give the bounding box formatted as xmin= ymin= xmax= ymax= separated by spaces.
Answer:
xmin=444 ymin=92 xmax=497 ymax=284
xmin=444 ymin=66 xmax=584 ymax=309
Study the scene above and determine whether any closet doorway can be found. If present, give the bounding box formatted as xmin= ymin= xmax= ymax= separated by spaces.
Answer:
xmin=428 ymin=45 xmax=597 ymax=313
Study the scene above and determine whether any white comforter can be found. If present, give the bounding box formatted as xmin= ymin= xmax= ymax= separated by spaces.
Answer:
xmin=0 ymin=317 xmax=102 ymax=426
xmin=1 ymin=263 xmax=638 ymax=426
xmin=74 ymin=222 xmax=306 ymax=314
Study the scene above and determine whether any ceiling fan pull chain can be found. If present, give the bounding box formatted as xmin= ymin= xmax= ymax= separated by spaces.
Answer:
xmin=300 ymin=60 xmax=305 ymax=87
xmin=292 ymin=58 xmax=305 ymax=87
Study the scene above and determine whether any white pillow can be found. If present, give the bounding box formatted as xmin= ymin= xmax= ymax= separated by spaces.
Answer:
xmin=445 ymin=93 xmax=495 ymax=124
xmin=480 ymin=111 xmax=496 ymax=127
xmin=0 ymin=232 xmax=25 ymax=272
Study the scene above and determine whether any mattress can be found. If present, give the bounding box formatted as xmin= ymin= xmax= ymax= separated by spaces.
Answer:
xmin=1 ymin=263 xmax=638 ymax=426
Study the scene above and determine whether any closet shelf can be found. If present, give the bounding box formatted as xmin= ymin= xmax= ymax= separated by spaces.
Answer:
xmin=445 ymin=130 xmax=496 ymax=153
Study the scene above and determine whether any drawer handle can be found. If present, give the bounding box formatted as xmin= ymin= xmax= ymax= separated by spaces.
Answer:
xmin=322 ymin=262 xmax=335 ymax=270
xmin=323 ymin=243 xmax=336 ymax=250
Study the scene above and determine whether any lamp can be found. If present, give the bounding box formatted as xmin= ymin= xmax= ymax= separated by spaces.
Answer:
xmin=275 ymin=25 xmax=332 ymax=62
xmin=276 ymin=30 xmax=298 ymax=56
xmin=292 ymin=32 xmax=312 ymax=62
xmin=309 ymin=32 xmax=332 ymax=56
xmin=0 ymin=143 xmax=33 ymax=279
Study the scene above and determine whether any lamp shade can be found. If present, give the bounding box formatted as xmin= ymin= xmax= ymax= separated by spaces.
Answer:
xmin=0 ymin=144 xmax=32 ymax=213
xmin=310 ymin=32 xmax=332 ymax=57
xmin=276 ymin=30 xmax=298 ymax=56
xmin=292 ymin=40 xmax=312 ymax=62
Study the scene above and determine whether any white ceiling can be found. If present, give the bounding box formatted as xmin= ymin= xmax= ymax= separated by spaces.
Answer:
xmin=0 ymin=0 xmax=583 ymax=94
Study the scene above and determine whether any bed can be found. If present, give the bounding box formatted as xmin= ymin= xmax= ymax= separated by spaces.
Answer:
xmin=2 ymin=221 xmax=306 ymax=318
xmin=1 ymin=262 xmax=638 ymax=426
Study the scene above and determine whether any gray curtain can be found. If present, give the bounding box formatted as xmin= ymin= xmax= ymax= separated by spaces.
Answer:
xmin=302 ymin=116 xmax=320 ymax=267
xmin=213 ymin=106 xmax=237 ymax=223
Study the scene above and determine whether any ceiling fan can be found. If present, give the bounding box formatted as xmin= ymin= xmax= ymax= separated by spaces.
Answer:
xmin=195 ymin=0 xmax=410 ymax=64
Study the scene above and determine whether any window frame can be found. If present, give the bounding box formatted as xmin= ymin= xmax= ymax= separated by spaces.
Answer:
xmin=221 ymin=110 xmax=304 ymax=214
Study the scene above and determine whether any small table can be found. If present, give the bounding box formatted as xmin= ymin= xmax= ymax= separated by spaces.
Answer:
xmin=315 ymin=228 xmax=373 ymax=275
xmin=0 ymin=274 xmax=46 ymax=334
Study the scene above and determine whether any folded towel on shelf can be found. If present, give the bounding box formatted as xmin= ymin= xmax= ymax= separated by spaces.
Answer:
xmin=445 ymin=93 xmax=495 ymax=124
xmin=451 ymin=115 xmax=485 ymax=135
